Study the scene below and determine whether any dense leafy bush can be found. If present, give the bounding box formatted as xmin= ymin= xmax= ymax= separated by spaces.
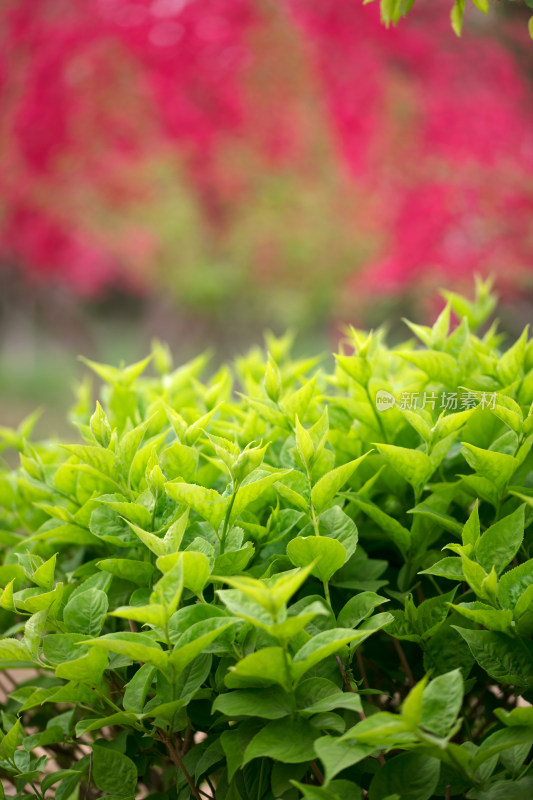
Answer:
xmin=0 ymin=282 xmax=532 ymax=799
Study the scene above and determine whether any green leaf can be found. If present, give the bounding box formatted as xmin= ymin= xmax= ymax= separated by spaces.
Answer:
xmin=216 ymin=567 xmax=314 ymax=620
xmin=420 ymin=669 xmax=463 ymax=737
xmin=264 ymin=355 xmax=282 ymax=402
xmin=220 ymin=721 xmax=262 ymax=782
xmin=369 ymin=752 xmax=440 ymax=800
xmin=165 ymin=480 xmax=228 ymax=530
xmin=157 ymin=550 xmax=211 ymax=597
xmin=80 ymin=354 xmax=151 ymax=387
xmin=0 ymin=578 xmax=18 ymax=613
xmin=243 ymin=719 xmax=318 ymax=765
xmin=347 ymin=493 xmax=411 ymax=556
xmin=32 ymin=554 xmax=57 ymax=590
xmin=41 ymin=768 xmax=85 ymax=795
xmin=76 ymin=712 xmax=139 ymax=736
xmin=83 ymin=633 xmax=168 ymax=671
xmin=287 ymin=536 xmax=347 ymax=583
xmin=497 ymin=326 xmax=529 ymax=385
xmin=401 ymin=674 xmax=429 ymax=729
xmin=215 ymin=576 xmax=276 ymax=618
xmin=296 ymin=678 xmax=362 ymax=715
xmin=169 ymin=620 xmax=235 ymax=673
xmin=280 ymin=376 xmax=317 ymax=422
xmin=432 ymin=408 xmax=475 ymax=442
xmin=97 ymin=558 xmax=155 ymax=585
xmin=419 ymin=557 xmax=464 ymax=581
xmin=461 ymin=443 xmax=518 ymax=491
xmin=46 ymin=682 xmax=95 ymax=705
xmin=225 ymin=647 xmax=289 ymax=690
xmin=292 ymin=628 xmax=371 ymax=683
xmin=408 ymin=504 xmax=463 ymax=537
xmin=269 ymin=565 xmax=316 ymax=613
xmin=311 ymin=454 xmax=370 ymax=513
xmin=55 ymin=646 xmax=108 ymax=685
xmin=291 ymin=780 xmax=362 ymax=800
xmin=476 ymin=505 xmax=525 ymax=575
xmin=451 ymin=0 xmax=465 ymax=36
xmin=63 ymin=588 xmax=108 ymax=636
xmin=295 ymin=415 xmax=315 ymax=468
xmin=314 ymin=735 xmax=373 ymax=784
xmin=43 ymin=632 xmax=91 ymax=663
xmin=92 ymin=744 xmax=137 ymax=797
xmin=318 ymin=506 xmax=359 ymax=560
xmin=342 ymin=712 xmax=412 ymax=746
xmin=123 ymin=520 xmax=167 ymax=556
xmin=515 ymin=582 xmax=533 ymax=627
xmin=110 ymin=604 xmax=167 ymax=627
xmin=123 ymin=665 xmax=156 ymax=714
xmin=337 ymin=592 xmax=388 ymax=629
xmin=375 ymin=442 xmax=433 ymax=494
xmin=454 ymin=627 xmax=533 ymax=686
xmin=462 ymin=500 xmax=480 ymax=548
xmin=151 ymin=557 xmax=184 ymax=616
xmin=450 ymin=603 xmax=513 ymax=634
xmin=277 ymin=481 xmax=309 ymax=512
xmin=395 ymin=349 xmax=457 ymax=384
xmin=460 ymin=555 xmax=489 ymax=600
xmin=23 ymin=609 xmax=48 ymax=657
xmin=213 ymin=687 xmax=291 ymax=720
xmin=498 ymin=559 xmax=533 ymax=609
xmin=213 ymin=542 xmax=255 ymax=576
xmin=471 ymin=727 xmax=533 ymax=769
xmin=0 ymin=718 xmax=22 ymax=763
xmin=160 ymin=441 xmax=198 ymax=482
xmin=0 ymin=638 xmax=34 ymax=666
xmin=231 ymin=471 xmax=289 ymax=522
xmin=61 ymin=443 xmax=117 ymax=478
xmin=267 ymin=604 xmax=328 ymax=642
xmin=103 ymin=500 xmax=152 ymax=530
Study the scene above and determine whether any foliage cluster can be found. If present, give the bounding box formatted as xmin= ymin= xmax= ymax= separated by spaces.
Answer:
xmin=0 ymin=283 xmax=533 ymax=799
xmin=371 ymin=0 xmax=533 ymax=39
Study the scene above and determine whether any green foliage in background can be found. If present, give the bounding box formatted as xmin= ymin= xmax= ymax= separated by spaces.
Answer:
xmin=0 ymin=281 xmax=533 ymax=799
xmin=371 ymin=0 xmax=533 ymax=40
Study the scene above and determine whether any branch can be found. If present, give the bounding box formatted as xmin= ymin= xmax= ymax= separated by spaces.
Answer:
xmin=161 ymin=735 xmax=203 ymax=800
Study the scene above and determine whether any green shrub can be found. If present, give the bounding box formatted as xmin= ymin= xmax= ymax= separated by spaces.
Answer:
xmin=0 ymin=281 xmax=532 ymax=800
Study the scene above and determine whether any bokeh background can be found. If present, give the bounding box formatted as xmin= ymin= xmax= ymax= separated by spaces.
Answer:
xmin=1 ymin=0 xmax=532 ymax=432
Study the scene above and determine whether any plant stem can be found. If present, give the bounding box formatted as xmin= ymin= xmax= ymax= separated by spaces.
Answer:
xmin=163 ymin=735 xmax=203 ymax=800
xmin=335 ymin=654 xmax=356 ymax=694
xmin=355 ymin=649 xmax=370 ymax=691
xmin=389 ymin=634 xmax=415 ymax=686
xmin=281 ymin=643 xmax=296 ymax=711
xmin=306 ymin=468 xmax=320 ymax=537
xmin=257 ymin=757 xmax=265 ymax=800
xmin=220 ymin=488 xmax=238 ymax=554
xmin=84 ymin=750 xmax=93 ymax=800
xmin=365 ymin=386 xmax=388 ymax=443
xmin=310 ymin=761 xmax=324 ymax=785
xmin=95 ymin=687 xmax=123 ymax=714
xmin=30 ymin=782 xmax=46 ymax=800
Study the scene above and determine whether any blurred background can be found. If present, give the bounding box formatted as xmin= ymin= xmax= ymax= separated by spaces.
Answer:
xmin=1 ymin=0 xmax=532 ymax=432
